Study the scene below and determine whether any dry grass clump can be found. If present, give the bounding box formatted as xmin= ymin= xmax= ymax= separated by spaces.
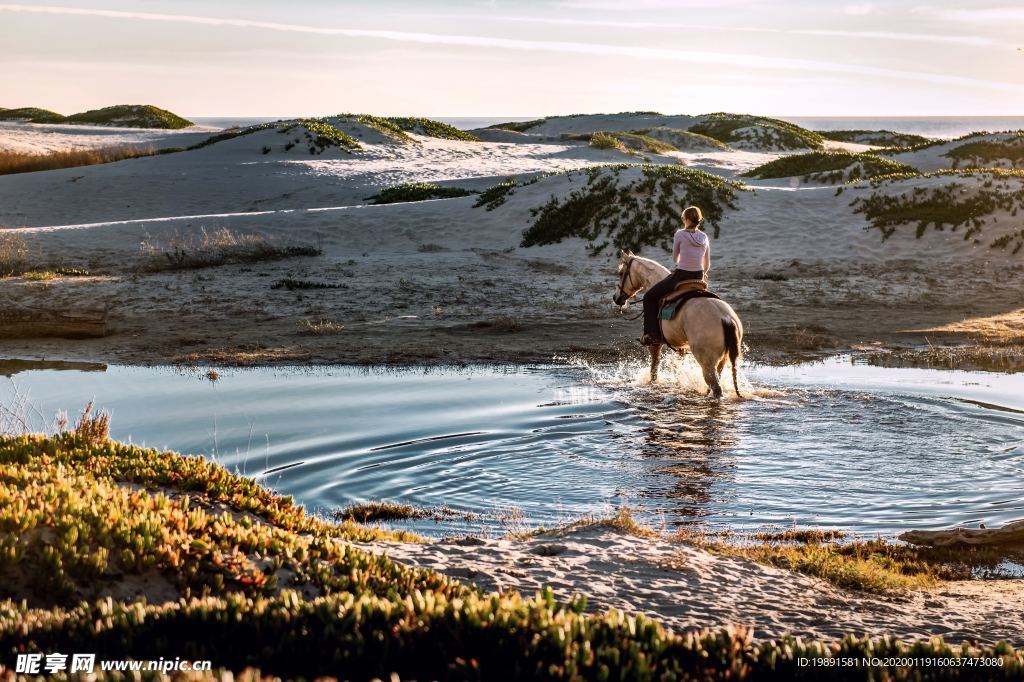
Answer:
xmin=0 ymin=145 xmax=168 ymax=176
xmin=298 ymin=318 xmax=344 ymax=335
xmin=138 ymin=228 xmax=321 ymax=272
xmin=335 ymin=501 xmax=475 ymax=524
xmin=0 ymin=232 xmax=29 ymax=276
xmin=589 ymin=132 xmax=627 ymax=151
xmin=71 ymin=401 xmax=109 ymax=446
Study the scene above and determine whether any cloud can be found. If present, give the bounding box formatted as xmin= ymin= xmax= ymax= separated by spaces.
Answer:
xmin=920 ymin=6 xmax=1024 ymax=23
xmin=409 ymin=13 xmax=993 ymax=47
xmin=0 ymin=4 xmax=1017 ymax=92
xmin=792 ymin=29 xmax=991 ymax=47
xmin=843 ymin=3 xmax=875 ymax=15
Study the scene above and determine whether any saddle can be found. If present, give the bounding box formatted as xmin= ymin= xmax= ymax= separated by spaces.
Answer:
xmin=659 ymin=279 xmax=720 ymax=320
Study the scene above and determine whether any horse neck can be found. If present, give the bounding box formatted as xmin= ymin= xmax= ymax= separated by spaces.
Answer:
xmin=633 ymin=258 xmax=669 ymax=289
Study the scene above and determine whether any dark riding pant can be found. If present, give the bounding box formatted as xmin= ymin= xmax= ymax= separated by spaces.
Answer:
xmin=643 ymin=269 xmax=704 ymax=338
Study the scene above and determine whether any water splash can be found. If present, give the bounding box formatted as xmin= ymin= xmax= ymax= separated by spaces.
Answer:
xmin=562 ymin=351 xmax=783 ymax=402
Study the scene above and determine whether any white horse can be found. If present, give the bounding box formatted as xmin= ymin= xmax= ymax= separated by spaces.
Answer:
xmin=613 ymin=250 xmax=744 ymax=398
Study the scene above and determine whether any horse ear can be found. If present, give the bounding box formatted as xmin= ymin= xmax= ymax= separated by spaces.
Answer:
xmin=619 ymin=249 xmax=628 ymax=259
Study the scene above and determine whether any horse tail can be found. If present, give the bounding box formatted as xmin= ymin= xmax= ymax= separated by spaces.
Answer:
xmin=721 ymin=316 xmax=742 ymax=399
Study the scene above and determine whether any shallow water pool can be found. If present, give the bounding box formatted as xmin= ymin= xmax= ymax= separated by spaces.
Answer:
xmin=2 ymin=355 xmax=1022 ymax=537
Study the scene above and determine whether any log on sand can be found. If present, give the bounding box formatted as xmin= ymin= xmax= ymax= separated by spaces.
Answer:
xmin=899 ymin=520 xmax=1024 ymax=547
xmin=0 ymin=304 xmax=108 ymax=339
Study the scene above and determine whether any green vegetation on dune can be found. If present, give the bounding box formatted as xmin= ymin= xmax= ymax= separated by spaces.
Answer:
xmin=486 ymin=112 xmax=665 ymax=134
xmin=515 ymin=164 xmax=746 ymax=254
xmin=385 ymin=117 xmax=481 ymax=141
xmin=190 ymin=120 xmax=361 ymax=154
xmin=743 ymin=151 xmax=918 ymax=183
xmin=0 ymin=107 xmax=66 ymax=123
xmin=296 ymin=118 xmax=362 ymax=153
xmin=630 ymin=127 xmax=729 ymax=150
xmin=850 ymin=169 xmax=1024 ymax=248
xmin=817 ymin=129 xmax=931 ymax=147
xmin=689 ymin=113 xmax=824 ymax=150
xmin=945 ymin=132 xmax=1024 ymax=168
xmin=64 ymin=104 xmax=193 ymax=129
xmin=365 ymin=182 xmax=475 ymax=204
xmin=2 ymin=434 xmax=1024 ymax=679
xmin=874 ymin=131 xmax=992 ymax=156
xmin=565 ymin=131 xmax=677 ymax=154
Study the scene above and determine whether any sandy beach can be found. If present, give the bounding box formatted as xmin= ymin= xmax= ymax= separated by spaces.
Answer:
xmin=2 ymin=115 xmax=1022 ymax=368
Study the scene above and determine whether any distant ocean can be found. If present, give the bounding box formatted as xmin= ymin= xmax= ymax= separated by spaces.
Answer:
xmin=189 ymin=116 xmax=1024 ymax=140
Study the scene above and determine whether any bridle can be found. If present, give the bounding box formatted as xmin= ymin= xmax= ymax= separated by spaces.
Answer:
xmin=616 ymin=258 xmax=645 ymax=319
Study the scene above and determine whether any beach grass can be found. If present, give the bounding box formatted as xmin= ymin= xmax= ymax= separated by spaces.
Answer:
xmin=568 ymin=131 xmax=677 ymax=154
xmin=0 ymin=232 xmax=29 ymax=277
xmin=743 ymin=151 xmax=918 ymax=182
xmin=0 ymin=146 xmax=172 ymax=176
xmin=138 ymin=228 xmax=322 ymax=272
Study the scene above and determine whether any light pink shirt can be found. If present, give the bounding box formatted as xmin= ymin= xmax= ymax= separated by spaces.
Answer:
xmin=673 ymin=228 xmax=710 ymax=273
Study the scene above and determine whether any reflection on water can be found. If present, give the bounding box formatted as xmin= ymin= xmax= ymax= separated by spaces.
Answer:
xmin=1 ymin=355 xmax=1023 ymax=537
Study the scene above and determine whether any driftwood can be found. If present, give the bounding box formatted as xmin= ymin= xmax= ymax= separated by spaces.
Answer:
xmin=0 ymin=303 xmax=108 ymax=339
xmin=899 ymin=519 xmax=1024 ymax=548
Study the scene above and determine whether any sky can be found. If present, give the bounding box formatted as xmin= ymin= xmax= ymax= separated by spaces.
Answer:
xmin=0 ymin=0 xmax=1022 ymax=117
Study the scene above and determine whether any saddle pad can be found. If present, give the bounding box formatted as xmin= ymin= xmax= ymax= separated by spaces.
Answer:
xmin=660 ymin=290 xmax=721 ymax=320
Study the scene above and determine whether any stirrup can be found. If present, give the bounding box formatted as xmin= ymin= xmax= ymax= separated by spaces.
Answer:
xmin=639 ymin=334 xmax=661 ymax=346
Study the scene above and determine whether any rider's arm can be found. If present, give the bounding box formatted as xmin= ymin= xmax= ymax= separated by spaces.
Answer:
xmin=672 ymin=234 xmax=680 ymax=266
xmin=703 ymin=240 xmax=711 ymax=272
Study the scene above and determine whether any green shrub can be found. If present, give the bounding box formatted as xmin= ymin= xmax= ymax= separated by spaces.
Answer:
xmin=689 ymin=113 xmax=824 ymax=150
xmin=520 ymin=164 xmax=745 ymax=254
xmin=588 ymin=131 xmax=626 ymax=150
xmin=366 ymin=182 xmax=475 ymax=204
xmin=743 ymin=151 xmax=918 ymax=182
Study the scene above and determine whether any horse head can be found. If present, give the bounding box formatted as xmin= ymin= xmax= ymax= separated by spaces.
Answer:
xmin=613 ymin=249 xmax=640 ymax=306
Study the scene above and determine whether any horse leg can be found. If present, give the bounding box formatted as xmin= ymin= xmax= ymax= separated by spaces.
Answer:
xmin=649 ymin=344 xmax=662 ymax=383
xmin=697 ymin=350 xmax=723 ymax=398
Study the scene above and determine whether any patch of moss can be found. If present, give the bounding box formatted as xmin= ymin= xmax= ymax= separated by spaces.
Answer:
xmin=365 ymin=182 xmax=475 ymax=204
xmin=689 ymin=113 xmax=824 ymax=150
xmin=743 ymin=151 xmax=918 ymax=183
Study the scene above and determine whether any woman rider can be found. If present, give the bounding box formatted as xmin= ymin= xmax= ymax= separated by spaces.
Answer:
xmin=640 ymin=205 xmax=709 ymax=346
